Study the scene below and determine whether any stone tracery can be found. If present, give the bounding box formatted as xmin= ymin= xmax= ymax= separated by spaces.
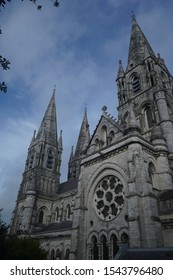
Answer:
xmin=94 ymin=175 xmax=125 ymax=221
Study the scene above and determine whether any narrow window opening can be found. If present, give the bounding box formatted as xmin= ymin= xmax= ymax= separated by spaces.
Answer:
xmin=147 ymin=61 xmax=151 ymax=71
xmin=101 ymin=235 xmax=109 ymax=260
xmin=150 ymin=75 xmax=154 ymax=86
xmin=38 ymin=210 xmax=44 ymax=223
xmin=47 ymin=149 xmax=54 ymax=169
xmin=145 ymin=106 xmax=154 ymax=129
xmin=132 ymin=75 xmax=140 ymax=94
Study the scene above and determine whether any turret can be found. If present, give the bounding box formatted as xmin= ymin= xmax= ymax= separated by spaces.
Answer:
xmin=116 ymin=60 xmax=127 ymax=106
xmin=68 ymin=108 xmax=90 ymax=180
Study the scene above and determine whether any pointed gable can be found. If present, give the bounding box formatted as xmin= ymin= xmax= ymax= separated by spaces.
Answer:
xmin=87 ymin=108 xmax=123 ymax=155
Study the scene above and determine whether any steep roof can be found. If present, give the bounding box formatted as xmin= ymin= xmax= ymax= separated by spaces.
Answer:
xmin=58 ymin=178 xmax=78 ymax=194
xmin=38 ymin=221 xmax=73 ymax=233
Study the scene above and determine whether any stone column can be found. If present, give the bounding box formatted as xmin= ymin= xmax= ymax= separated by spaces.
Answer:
xmin=154 ymin=90 xmax=173 ymax=153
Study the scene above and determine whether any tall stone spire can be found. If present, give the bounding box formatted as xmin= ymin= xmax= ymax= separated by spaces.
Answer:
xmin=36 ymin=91 xmax=57 ymax=146
xmin=68 ymin=108 xmax=90 ymax=180
xmin=127 ymin=15 xmax=156 ymax=70
xmin=10 ymin=91 xmax=61 ymax=234
xmin=74 ymin=108 xmax=90 ymax=156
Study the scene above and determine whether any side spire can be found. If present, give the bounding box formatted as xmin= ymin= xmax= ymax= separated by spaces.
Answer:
xmin=36 ymin=91 xmax=57 ymax=146
xmin=69 ymin=146 xmax=74 ymax=163
xmin=117 ymin=60 xmax=125 ymax=79
xmin=74 ymin=108 xmax=90 ymax=156
xmin=29 ymin=130 xmax=36 ymax=148
xmin=68 ymin=108 xmax=90 ymax=180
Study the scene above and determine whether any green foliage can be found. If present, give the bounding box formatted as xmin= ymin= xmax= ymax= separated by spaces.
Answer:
xmin=0 ymin=0 xmax=60 ymax=12
xmin=0 ymin=208 xmax=9 ymax=258
xmin=3 ymin=236 xmax=47 ymax=260
xmin=0 ymin=209 xmax=47 ymax=260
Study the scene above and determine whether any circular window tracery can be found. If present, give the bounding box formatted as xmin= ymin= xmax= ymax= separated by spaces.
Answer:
xmin=93 ymin=175 xmax=125 ymax=221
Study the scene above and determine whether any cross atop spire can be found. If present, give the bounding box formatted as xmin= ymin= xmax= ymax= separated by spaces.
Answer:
xmin=131 ymin=10 xmax=135 ymax=19
xmin=53 ymin=85 xmax=56 ymax=96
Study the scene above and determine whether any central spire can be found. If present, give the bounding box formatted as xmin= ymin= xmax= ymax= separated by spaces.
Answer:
xmin=127 ymin=15 xmax=156 ymax=70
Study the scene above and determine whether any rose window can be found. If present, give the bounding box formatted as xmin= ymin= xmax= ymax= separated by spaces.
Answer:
xmin=94 ymin=175 xmax=125 ymax=221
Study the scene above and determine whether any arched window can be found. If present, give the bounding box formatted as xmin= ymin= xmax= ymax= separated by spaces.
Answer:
xmin=38 ymin=210 xmax=44 ymax=224
xmin=132 ymin=74 xmax=140 ymax=94
xmin=64 ymin=204 xmax=71 ymax=220
xmin=46 ymin=149 xmax=54 ymax=169
xmin=64 ymin=248 xmax=70 ymax=260
xmin=91 ymin=236 xmax=99 ymax=260
xmin=108 ymin=130 xmax=115 ymax=144
xmin=67 ymin=204 xmax=71 ymax=219
xmin=147 ymin=61 xmax=151 ymax=71
xmin=50 ymin=249 xmax=55 ymax=260
xmin=121 ymin=233 xmax=129 ymax=244
xmin=56 ymin=249 xmax=61 ymax=260
xmin=100 ymin=235 xmax=109 ymax=260
xmin=95 ymin=138 xmax=100 ymax=149
xmin=101 ymin=125 xmax=107 ymax=146
xmin=144 ymin=106 xmax=154 ymax=129
xmin=110 ymin=234 xmax=119 ymax=258
xmin=55 ymin=207 xmax=59 ymax=222
xmin=148 ymin=162 xmax=156 ymax=186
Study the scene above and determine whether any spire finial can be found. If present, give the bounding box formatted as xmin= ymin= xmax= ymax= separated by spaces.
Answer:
xmin=131 ymin=11 xmax=136 ymax=24
xmin=84 ymin=103 xmax=87 ymax=113
xmin=131 ymin=10 xmax=135 ymax=18
xmin=53 ymin=84 xmax=56 ymax=96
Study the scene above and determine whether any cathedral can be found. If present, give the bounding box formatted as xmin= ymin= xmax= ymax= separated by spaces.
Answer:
xmin=10 ymin=16 xmax=173 ymax=259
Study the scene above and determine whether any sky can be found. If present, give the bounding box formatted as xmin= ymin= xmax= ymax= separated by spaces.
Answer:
xmin=1 ymin=0 xmax=173 ymax=224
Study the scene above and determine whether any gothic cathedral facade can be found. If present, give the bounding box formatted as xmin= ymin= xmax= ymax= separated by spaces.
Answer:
xmin=10 ymin=16 xmax=173 ymax=259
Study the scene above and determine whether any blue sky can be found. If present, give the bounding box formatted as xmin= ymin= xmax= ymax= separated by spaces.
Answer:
xmin=1 ymin=0 xmax=173 ymax=223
